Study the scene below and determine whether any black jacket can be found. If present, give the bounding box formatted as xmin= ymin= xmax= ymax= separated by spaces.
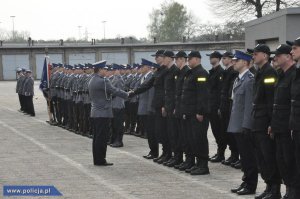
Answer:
xmin=181 ymin=64 xmax=210 ymax=116
xmin=134 ymin=66 xmax=168 ymax=109
xmin=208 ymin=65 xmax=224 ymax=111
xmin=174 ymin=65 xmax=190 ymax=117
xmin=271 ymin=65 xmax=296 ymax=133
xmin=290 ymin=67 xmax=300 ymax=131
xmin=164 ymin=64 xmax=180 ymax=113
xmin=219 ymin=66 xmax=238 ymax=113
xmin=252 ymin=63 xmax=278 ymax=132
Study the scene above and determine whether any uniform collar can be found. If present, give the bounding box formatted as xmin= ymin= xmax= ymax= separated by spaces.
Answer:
xmin=239 ymin=69 xmax=249 ymax=80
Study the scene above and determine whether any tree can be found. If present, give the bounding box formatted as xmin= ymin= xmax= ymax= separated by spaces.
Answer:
xmin=209 ymin=0 xmax=300 ymax=20
xmin=147 ymin=0 xmax=198 ymax=42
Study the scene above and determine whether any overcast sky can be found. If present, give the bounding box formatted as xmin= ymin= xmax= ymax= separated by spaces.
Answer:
xmin=0 ymin=0 xmax=223 ymax=40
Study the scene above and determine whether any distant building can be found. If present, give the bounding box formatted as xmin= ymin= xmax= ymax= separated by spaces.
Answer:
xmin=245 ymin=7 xmax=300 ymax=50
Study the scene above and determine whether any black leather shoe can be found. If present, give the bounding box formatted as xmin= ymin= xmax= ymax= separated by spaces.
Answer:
xmin=94 ymin=162 xmax=114 ymax=166
xmin=236 ymin=187 xmax=255 ymax=195
xmin=143 ymin=154 xmax=157 ymax=159
xmin=153 ymin=154 xmax=165 ymax=163
xmin=210 ymin=154 xmax=225 ymax=163
xmin=167 ymin=159 xmax=183 ymax=167
xmin=157 ymin=155 xmax=171 ymax=164
xmin=255 ymin=184 xmax=271 ymax=199
xmin=209 ymin=153 xmax=218 ymax=160
xmin=174 ymin=162 xmax=185 ymax=169
xmin=110 ymin=142 xmax=124 ymax=147
xmin=222 ymin=156 xmax=237 ymax=166
xmin=190 ymin=167 xmax=210 ymax=175
xmin=234 ymin=161 xmax=242 ymax=169
xmin=178 ymin=162 xmax=192 ymax=171
xmin=163 ymin=157 xmax=174 ymax=166
xmin=231 ymin=183 xmax=246 ymax=193
xmin=185 ymin=165 xmax=198 ymax=173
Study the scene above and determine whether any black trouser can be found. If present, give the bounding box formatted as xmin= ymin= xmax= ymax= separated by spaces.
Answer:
xmin=24 ymin=95 xmax=35 ymax=116
xmin=175 ymin=118 xmax=191 ymax=157
xmin=186 ymin=115 xmax=209 ymax=161
xmin=56 ymin=97 xmax=62 ymax=124
xmin=235 ymin=132 xmax=258 ymax=191
xmin=124 ymin=101 xmax=130 ymax=132
xmin=62 ymin=99 xmax=68 ymax=126
xmin=82 ymin=103 xmax=90 ymax=135
xmin=77 ymin=102 xmax=84 ymax=133
xmin=145 ymin=114 xmax=158 ymax=156
xmin=154 ymin=108 xmax=169 ymax=155
xmin=51 ymin=96 xmax=58 ymax=122
xmin=67 ymin=100 xmax=74 ymax=129
xmin=220 ymin=110 xmax=239 ymax=157
xmin=275 ymin=133 xmax=296 ymax=186
xmin=129 ymin=102 xmax=138 ymax=133
xmin=18 ymin=94 xmax=23 ymax=111
xmin=292 ymin=131 xmax=300 ymax=195
xmin=253 ymin=131 xmax=281 ymax=185
xmin=209 ymin=110 xmax=226 ymax=154
xmin=92 ymin=117 xmax=110 ymax=164
xmin=111 ymin=108 xmax=125 ymax=144
xmin=167 ymin=114 xmax=180 ymax=157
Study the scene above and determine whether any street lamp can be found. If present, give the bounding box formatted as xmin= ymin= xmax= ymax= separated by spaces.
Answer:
xmin=78 ymin=25 xmax=82 ymax=40
xmin=102 ymin=21 xmax=107 ymax=40
xmin=10 ymin=16 xmax=15 ymax=41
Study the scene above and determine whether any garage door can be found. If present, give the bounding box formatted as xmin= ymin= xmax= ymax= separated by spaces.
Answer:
xmin=102 ymin=52 xmax=128 ymax=64
xmin=2 ymin=55 xmax=29 ymax=80
xmin=69 ymin=53 xmax=95 ymax=65
xmin=36 ymin=54 xmax=63 ymax=80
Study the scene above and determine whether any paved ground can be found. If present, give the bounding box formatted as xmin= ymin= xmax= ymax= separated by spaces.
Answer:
xmin=0 ymin=81 xmax=265 ymax=199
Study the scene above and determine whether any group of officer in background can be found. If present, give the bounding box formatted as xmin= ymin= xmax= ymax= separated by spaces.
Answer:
xmin=38 ymin=36 xmax=300 ymax=199
xmin=16 ymin=68 xmax=35 ymax=117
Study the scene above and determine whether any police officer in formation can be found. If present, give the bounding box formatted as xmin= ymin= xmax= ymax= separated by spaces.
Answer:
xmin=16 ymin=68 xmax=35 ymax=116
xmin=44 ymin=40 xmax=300 ymax=198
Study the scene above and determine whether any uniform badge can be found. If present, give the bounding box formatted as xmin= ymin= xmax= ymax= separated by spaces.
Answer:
xmin=264 ymin=77 xmax=276 ymax=84
xmin=197 ymin=77 xmax=206 ymax=82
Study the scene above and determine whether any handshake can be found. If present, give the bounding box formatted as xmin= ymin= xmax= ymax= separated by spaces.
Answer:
xmin=127 ymin=90 xmax=135 ymax=98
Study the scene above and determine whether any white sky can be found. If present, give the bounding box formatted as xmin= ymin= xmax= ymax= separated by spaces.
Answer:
xmin=0 ymin=0 xmax=224 ymax=40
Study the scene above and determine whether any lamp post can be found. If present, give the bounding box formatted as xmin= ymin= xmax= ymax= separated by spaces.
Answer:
xmin=102 ymin=21 xmax=106 ymax=40
xmin=78 ymin=25 xmax=82 ymax=40
xmin=10 ymin=16 xmax=15 ymax=41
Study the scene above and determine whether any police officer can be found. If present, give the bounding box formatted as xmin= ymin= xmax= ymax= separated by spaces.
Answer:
xmin=172 ymin=51 xmax=192 ymax=170
xmin=88 ymin=61 xmax=129 ymax=166
xmin=16 ymin=68 xmax=25 ymax=112
xmin=288 ymin=37 xmax=300 ymax=199
xmin=181 ymin=51 xmax=210 ymax=175
xmin=206 ymin=51 xmax=225 ymax=163
xmin=138 ymin=59 xmax=158 ymax=159
xmin=249 ymin=44 xmax=281 ymax=199
xmin=110 ymin=64 xmax=126 ymax=147
xmin=23 ymin=69 xmax=35 ymax=117
xmin=129 ymin=50 xmax=170 ymax=164
xmin=228 ymin=50 xmax=257 ymax=195
xmin=219 ymin=52 xmax=240 ymax=167
xmin=161 ymin=50 xmax=180 ymax=167
xmin=269 ymin=44 xmax=296 ymax=199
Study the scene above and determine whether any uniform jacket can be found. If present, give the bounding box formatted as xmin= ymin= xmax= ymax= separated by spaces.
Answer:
xmin=88 ymin=74 xmax=128 ymax=118
xmin=227 ymin=70 xmax=254 ymax=133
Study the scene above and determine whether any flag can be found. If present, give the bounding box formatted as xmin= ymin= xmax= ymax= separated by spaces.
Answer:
xmin=39 ymin=56 xmax=51 ymax=91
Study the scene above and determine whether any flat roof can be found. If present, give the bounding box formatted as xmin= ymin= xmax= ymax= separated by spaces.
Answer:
xmin=245 ymin=7 xmax=300 ymax=27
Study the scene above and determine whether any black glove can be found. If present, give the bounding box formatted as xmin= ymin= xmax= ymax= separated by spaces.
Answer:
xmin=128 ymin=91 xmax=135 ymax=98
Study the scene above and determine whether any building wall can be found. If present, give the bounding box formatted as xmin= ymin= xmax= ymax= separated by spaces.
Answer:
xmin=0 ymin=41 xmax=244 ymax=80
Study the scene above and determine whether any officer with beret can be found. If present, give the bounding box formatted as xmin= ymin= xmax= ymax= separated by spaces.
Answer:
xmin=206 ymin=51 xmax=225 ymax=163
xmin=88 ymin=60 xmax=129 ymax=166
xmin=250 ymin=44 xmax=281 ymax=199
xmin=288 ymin=37 xmax=300 ymax=199
xmin=181 ymin=51 xmax=210 ymax=175
xmin=269 ymin=44 xmax=296 ymax=199
xmin=228 ymin=50 xmax=257 ymax=195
